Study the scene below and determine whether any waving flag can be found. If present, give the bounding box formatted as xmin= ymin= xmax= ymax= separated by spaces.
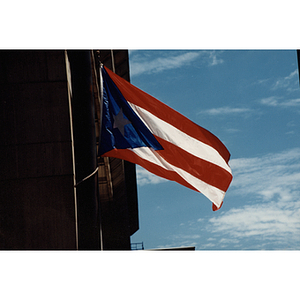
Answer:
xmin=98 ymin=66 xmax=232 ymax=210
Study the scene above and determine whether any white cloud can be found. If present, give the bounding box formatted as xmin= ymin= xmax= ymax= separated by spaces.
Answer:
xmin=260 ymin=96 xmax=279 ymax=106
xmin=260 ymin=96 xmax=300 ymax=108
xmin=254 ymin=69 xmax=299 ymax=93
xmin=129 ymin=50 xmax=224 ymax=77
xmin=136 ymin=166 xmax=167 ymax=186
xmin=130 ymin=51 xmax=201 ymax=76
xmin=200 ymin=243 xmax=216 ymax=249
xmin=219 ymin=238 xmax=240 ymax=244
xmin=224 ymin=128 xmax=241 ymax=133
xmin=271 ymin=69 xmax=299 ymax=91
xmin=229 ymin=148 xmax=300 ymax=194
xmin=198 ymin=106 xmax=252 ymax=116
xmin=207 ymin=148 xmax=300 ymax=249
xmin=256 ymin=78 xmax=270 ymax=85
xmin=208 ymin=51 xmax=224 ymax=66
xmin=209 ymin=203 xmax=300 ymax=250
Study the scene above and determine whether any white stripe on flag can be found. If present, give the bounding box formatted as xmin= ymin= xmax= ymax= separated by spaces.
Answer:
xmin=129 ymin=147 xmax=225 ymax=207
xmin=129 ymin=102 xmax=232 ymax=175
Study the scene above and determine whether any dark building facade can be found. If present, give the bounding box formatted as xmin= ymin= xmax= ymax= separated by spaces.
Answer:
xmin=0 ymin=50 xmax=139 ymax=250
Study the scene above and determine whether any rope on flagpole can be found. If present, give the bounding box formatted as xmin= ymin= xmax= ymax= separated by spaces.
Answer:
xmin=74 ymin=166 xmax=99 ymax=187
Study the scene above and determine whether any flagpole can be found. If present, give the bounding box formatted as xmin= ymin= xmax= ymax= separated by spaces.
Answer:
xmin=99 ymin=63 xmax=104 ymax=142
xmin=110 ymin=50 xmax=116 ymax=73
xmin=98 ymin=61 xmax=104 ymax=251
xmin=65 ymin=50 xmax=79 ymax=250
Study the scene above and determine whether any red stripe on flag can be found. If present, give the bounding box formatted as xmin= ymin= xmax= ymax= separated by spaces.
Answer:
xmin=154 ymin=136 xmax=233 ymax=192
xmin=103 ymin=148 xmax=199 ymax=192
xmin=213 ymin=202 xmax=223 ymax=211
xmin=104 ymin=66 xmax=231 ymax=163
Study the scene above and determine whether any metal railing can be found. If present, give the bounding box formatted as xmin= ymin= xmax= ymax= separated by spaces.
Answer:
xmin=131 ymin=242 xmax=144 ymax=250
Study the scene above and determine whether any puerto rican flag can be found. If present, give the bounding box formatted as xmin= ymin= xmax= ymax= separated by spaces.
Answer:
xmin=98 ymin=66 xmax=233 ymax=211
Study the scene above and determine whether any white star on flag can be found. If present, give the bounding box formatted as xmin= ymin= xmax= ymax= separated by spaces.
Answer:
xmin=113 ymin=108 xmax=131 ymax=136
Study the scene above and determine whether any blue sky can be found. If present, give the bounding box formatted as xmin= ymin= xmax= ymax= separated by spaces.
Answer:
xmin=128 ymin=50 xmax=300 ymax=250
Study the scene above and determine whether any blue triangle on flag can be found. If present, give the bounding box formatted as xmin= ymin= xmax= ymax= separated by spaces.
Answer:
xmin=98 ymin=67 xmax=163 ymax=156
